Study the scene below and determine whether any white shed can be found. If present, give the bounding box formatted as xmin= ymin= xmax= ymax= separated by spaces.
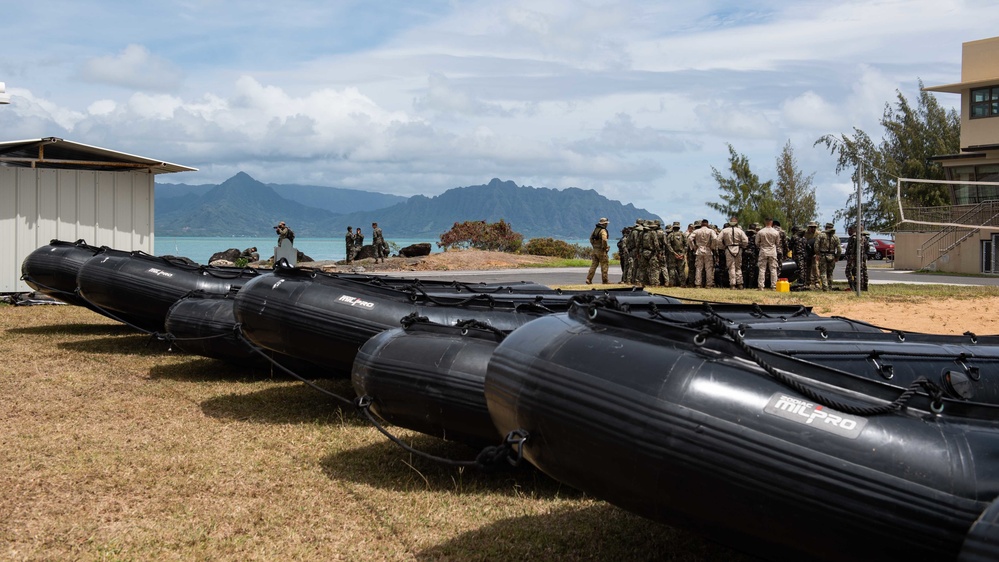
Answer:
xmin=0 ymin=137 xmax=196 ymax=293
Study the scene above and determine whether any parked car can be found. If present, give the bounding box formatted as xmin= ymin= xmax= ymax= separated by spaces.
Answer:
xmin=838 ymin=236 xmax=877 ymax=260
xmin=871 ymin=239 xmax=895 ymax=260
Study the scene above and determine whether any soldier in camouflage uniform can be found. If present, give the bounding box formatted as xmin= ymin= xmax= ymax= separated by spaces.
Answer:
xmin=617 ymin=227 xmax=632 ymax=284
xmin=685 ymin=223 xmax=697 ymax=287
xmin=804 ymin=221 xmax=820 ymax=290
xmin=815 ymin=222 xmax=841 ymax=291
xmin=628 ymin=219 xmax=647 ymax=285
xmin=845 ymin=226 xmax=870 ymax=291
xmin=792 ymin=226 xmax=809 ymax=288
xmin=742 ymin=223 xmax=759 ymax=290
xmin=641 ymin=220 xmax=664 ymax=286
xmin=666 ymin=221 xmax=686 ymax=287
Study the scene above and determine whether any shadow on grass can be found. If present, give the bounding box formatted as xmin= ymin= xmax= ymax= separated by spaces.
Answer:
xmin=415 ymin=503 xmax=759 ymax=561
xmin=9 ymin=322 xmax=135 ymax=336
xmin=59 ymin=334 xmax=173 ymax=355
xmin=147 ymin=356 xmax=285 ymax=382
xmin=199 ymin=378 xmax=363 ymax=425
xmin=319 ymin=432 xmax=585 ymax=499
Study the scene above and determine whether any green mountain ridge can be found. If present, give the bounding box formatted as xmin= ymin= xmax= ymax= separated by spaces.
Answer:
xmin=154 ymin=173 xmax=662 ymax=239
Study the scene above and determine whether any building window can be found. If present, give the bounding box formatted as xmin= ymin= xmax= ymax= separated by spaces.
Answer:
xmin=971 ymin=86 xmax=999 ymax=119
xmin=948 ymin=165 xmax=999 ymax=205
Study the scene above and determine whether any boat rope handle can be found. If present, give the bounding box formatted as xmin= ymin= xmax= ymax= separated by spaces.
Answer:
xmin=695 ymin=316 xmax=946 ymax=416
xmin=405 ymin=286 xmax=499 ymax=308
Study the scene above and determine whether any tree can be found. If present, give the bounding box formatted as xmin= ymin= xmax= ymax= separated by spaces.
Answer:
xmin=708 ymin=144 xmax=780 ymax=226
xmin=774 ymin=140 xmax=818 ymax=229
xmin=815 ymin=81 xmax=960 ymax=232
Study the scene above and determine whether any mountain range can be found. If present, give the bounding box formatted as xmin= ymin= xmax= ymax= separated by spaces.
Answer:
xmin=155 ymin=173 xmax=662 ymax=239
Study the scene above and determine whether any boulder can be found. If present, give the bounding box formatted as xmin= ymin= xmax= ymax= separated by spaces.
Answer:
xmin=354 ymin=244 xmax=377 ymax=260
xmin=399 ymin=243 xmax=431 ymax=258
xmin=209 ymin=248 xmax=242 ymax=263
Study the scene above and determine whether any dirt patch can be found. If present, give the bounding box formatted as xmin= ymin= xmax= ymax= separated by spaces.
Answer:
xmin=817 ymin=298 xmax=999 ymax=336
xmin=301 ymin=248 xmax=557 ymax=272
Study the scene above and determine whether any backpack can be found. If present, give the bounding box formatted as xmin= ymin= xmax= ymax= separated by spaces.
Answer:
xmin=286 ymin=228 xmax=295 ymax=243
xmin=590 ymin=226 xmax=604 ymax=246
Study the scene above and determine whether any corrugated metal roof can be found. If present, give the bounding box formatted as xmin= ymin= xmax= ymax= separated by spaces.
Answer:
xmin=0 ymin=137 xmax=196 ymax=174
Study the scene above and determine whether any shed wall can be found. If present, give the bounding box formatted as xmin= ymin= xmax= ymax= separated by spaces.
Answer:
xmin=1 ymin=168 xmax=154 ymax=292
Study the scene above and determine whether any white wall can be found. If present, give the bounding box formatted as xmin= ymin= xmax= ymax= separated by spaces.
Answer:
xmin=0 ymin=168 xmax=154 ymax=293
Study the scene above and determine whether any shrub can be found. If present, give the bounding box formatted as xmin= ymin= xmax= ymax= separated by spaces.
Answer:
xmin=523 ymin=238 xmax=577 ymax=259
xmin=438 ymin=220 xmax=523 ymax=253
xmin=234 ymin=257 xmax=249 ymax=268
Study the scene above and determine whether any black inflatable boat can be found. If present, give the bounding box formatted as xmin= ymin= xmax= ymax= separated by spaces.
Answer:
xmin=77 ymin=248 xmax=262 ymax=332
xmin=484 ymin=300 xmax=999 ymax=561
xmin=21 ymin=239 xmax=104 ymax=308
xmin=234 ymin=265 xmax=668 ymax=375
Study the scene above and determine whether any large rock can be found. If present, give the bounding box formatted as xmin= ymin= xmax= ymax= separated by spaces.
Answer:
xmin=399 ymin=243 xmax=431 ymax=258
xmin=209 ymin=248 xmax=242 ymax=263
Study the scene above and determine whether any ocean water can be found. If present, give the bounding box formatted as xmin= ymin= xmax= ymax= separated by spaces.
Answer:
xmin=155 ymin=236 xmax=591 ymax=263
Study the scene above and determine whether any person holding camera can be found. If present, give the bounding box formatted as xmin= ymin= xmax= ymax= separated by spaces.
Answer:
xmin=274 ymin=221 xmax=294 ymax=245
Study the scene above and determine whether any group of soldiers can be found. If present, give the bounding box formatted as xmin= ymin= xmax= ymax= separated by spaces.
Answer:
xmin=345 ymin=222 xmax=388 ymax=263
xmin=616 ymin=217 xmax=869 ymax=291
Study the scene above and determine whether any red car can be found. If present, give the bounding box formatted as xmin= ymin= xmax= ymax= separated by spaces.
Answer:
xmin=871 ymin=239 xmax=894 ymax=260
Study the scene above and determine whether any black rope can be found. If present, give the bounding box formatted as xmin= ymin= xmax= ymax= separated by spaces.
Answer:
xmin=355 ymin=397 xmax=527 ymax=469
xmin=234 ymin=324 xmax=527 ymax=469
xmin=696 ymin=315 xmax=946 ymax=416
xmin=233 ymin=324 xmax=355 ymax=408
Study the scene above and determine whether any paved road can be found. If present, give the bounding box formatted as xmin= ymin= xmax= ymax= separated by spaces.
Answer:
xmin=387 ymin=261 xmax=999 ymax=287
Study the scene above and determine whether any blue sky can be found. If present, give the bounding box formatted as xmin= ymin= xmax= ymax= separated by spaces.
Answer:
xmin=1 ymin=0 xmax=994 ymax=227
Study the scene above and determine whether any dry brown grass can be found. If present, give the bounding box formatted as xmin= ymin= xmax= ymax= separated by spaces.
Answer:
xmin=1 ymin=304 xmax=755 ymax=561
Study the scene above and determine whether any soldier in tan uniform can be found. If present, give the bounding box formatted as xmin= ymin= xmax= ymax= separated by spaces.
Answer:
xmin=754 ymin=218 xmax=781 ymax=290
xmin=691 ymin=219 xmax=718 ymax=288
xmin=719 ymin=217 xmax=749 ymax=289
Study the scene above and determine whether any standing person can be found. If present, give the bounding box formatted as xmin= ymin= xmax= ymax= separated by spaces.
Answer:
xmin=845 ymin=225 xmax=869 ymax=291
xmin=804 ymin=221 xmax=821 ymax=290
xmin=755 ymin=218 xmax=780 ymax=290
xmin=719 ymin=217 xmax=749 ymax=289
xmin=815 ymin=222 xmax=841 ymax=291
xmin=586 ymin=218 xmax=610 ymax=285
xmin=691 ymin=219 xmax=717 ymax=288
xmin=345 ymin=227 xmax=354 ymax=263
xmin=666 ymin=221 xmax=686 ymax=287
xmin=685 ymin=223 xmax=697 ymax=287
xmin=275 ymin=221 xmax=293 ymax=245
xmin=742 ymin=223 xmax=759 ymax=290
xmin=617 ymin=227 xmax=632 ymax=284
xmin=372 ymin=222 xmax=386 ymax=263
xmin=642 ymin=220 xmax=664 ymax=287
xmin=792 ymin=226 xmax=809 ymax=288
xmin=353 ymin=227 xmax=364 ymax=261
xmin=629 ymin=219 xmax=648 ymax=285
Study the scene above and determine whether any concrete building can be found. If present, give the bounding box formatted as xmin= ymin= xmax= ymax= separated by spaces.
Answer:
xmin=897 ymin=36 xmax=999 ymax=273
xmin=1 ymin=137 xmax=195 ymax=293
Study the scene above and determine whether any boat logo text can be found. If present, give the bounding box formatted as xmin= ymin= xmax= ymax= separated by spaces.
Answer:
xmin=337 ymin=294 xmax=375 ymax=309
xmin=764 ymin=393 xmax=867 ymax=439
xmin=146 ymin=268 xmax=174 ymax=278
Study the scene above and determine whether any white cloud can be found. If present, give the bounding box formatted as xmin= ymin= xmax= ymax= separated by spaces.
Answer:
xmin=80 ymin=44 xmax=184 ymax=92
